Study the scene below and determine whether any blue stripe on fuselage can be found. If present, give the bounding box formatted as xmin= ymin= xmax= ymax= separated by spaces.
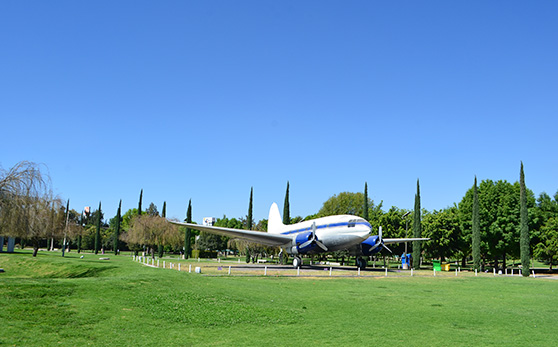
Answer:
xmin=280 ymin=222 xmax=371 ymax=235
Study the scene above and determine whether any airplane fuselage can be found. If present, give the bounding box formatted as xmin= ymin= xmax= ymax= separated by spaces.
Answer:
xmin=272 ymin=215 xmax=372 ymax=255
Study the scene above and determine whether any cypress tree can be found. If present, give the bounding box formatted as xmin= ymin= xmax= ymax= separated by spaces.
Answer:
xmin=114 ymin=200 xmax=122 ymax=255
xmin=363 ymin=182 xmax=369 ymax=221
xmin=283 ymin=181 xmax=290 ymax=225
xmin=520 ymin=162 xmax=530 ymax=277
xmin=184 ymin=199 xmax=192 ymax=259
xmin=412 ymin=180 xmax=422 ymax=269
xmin=158 ymin=201 xmax=166 ymax=258
xmin=247 ymin=187 xmax=253 ymax=230
xmin=95 ymin=201 xmax=102 ymax=255
xmin=472 ymin=177 xmax=481 ymax=271
xmin=138 ymin=189 xmax=143 ymax=215
xmin=77 ymin=213 xmax=82 ymax=254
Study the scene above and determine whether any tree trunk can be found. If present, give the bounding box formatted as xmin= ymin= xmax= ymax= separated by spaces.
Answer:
xmin=32 ymin=239 xmax=39 ymax=257
xmin=502 ymin=254 xmax=506 ymax=270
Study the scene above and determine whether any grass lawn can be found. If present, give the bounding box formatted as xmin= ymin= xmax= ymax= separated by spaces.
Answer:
xmin=1 ymin=251 xmax=557 ymax=346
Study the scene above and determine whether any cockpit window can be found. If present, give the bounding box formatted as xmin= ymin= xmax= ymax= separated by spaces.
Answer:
xmin=348 ymin=219 xmax=357 ymax=228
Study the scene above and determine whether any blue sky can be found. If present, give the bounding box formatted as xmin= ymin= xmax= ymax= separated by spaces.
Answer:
xmin=2 ymin=1 xmax=557 ymax=223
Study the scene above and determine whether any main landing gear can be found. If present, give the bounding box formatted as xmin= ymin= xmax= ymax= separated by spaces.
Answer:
xmin=292 ymin=256 xmax=303 ymax=269
xmin=356 ymin=257 xmax=367 ymax=270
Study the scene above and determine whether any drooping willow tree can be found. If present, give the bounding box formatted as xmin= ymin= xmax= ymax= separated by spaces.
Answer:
xmin=0 ymin=161 xmax=65 ymax=256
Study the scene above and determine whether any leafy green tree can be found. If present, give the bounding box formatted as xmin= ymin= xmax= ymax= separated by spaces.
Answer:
xmin=520 ymin=162 xmax=530 ymax=276
xmin=422 ymin=207 xmax=461 ymax=261
xmin=534 ymin=218 xmax=558 ymax=270
xmin=459 ymin=178 xmax=535 ymax=270
xmin=283 ymin=181 xmax=290 ymax=225
xmin=94 ymin=201 xmax=102 ymax=254
xmin=318 ymin=192 xmax=382 ymax=220
xmin=377 ymin=206 xmax=410 ymax=255
xmin=114 ymin=200 xmax=122 ymax=255
xmin=146 ymin=202 xmax=158 ymax=217
xmin=412 ymin=180 xmax=422 ymax=269
xmin=472 ymin=177 xmax=481 ymax=271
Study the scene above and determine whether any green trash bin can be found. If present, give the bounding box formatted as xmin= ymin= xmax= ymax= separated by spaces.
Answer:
xmin=432 ymin=260 xmax=441 ymax=271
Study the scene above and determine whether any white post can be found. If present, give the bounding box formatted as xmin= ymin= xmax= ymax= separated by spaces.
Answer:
xmin=228 ymin=266 xmax=231 ymax=275
xmin=264 ymin=266 xmax=267 ymax=276
xmin=455 ymin=268 xmax=458 ymax=276
xmin=532 ymin=270 xmax=536 ymax=278
xmin=178 ymin=263 xmax=181 ymax=271
xmin=411 ymin=268 xmax=413 ymax=277
xmin=329 ymin=267 xmax=332 ymax=276
xmin=505 ymin=268 xmax=508 ymax=275
xmin=198 ymin=258 xmax=200 ymax=262
xmin=163 ymin=261 xmax=166 ymax=268
xmin=189 ymin=264 xmax=192 ymax=273
xmin=385 ymin=268 xmax=387 ymax=277
xmin=475 ymin=269 xmax=478 ymax=276
xmin=238 ymin=258 xmax=240 ymax=263
xmin=358 ymin=268 xmax=361 ymax=276
xmin=434 ymin=269 xmax=436 ymax=277
xmin=297 ymin=267 xmax=300 ymax=276
xmin=157 ymin=259 xmax=159 ymax=268
xmin=218 ymin=258 xmax=221 ymax=263
xmin=511 ymin=269 xmax=514 ymax=276
xmin=493 ymin=268 xmax=496 ymax=276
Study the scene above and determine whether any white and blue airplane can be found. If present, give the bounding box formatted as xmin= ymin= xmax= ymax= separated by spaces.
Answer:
xmin=171 ymin=203 xmax=428 ymax=269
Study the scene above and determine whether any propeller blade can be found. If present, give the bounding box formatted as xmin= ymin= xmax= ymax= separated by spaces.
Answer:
xmin=378 ymin=226 xmax=382 ymax=242
xmin=316 ymin=240 xmax=328 ymax=251
xmin=299 ymin=240 xmax=312 ymax=249
xmin=383 ymin=244 xmax=393 ymax=253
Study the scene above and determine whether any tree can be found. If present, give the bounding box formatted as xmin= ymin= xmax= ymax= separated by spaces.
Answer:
xmin=146 ymin=202 xmax=158 ymax=217
xmin=472 ymin=176 xmax=481 ymax=271
xmin=422 ymin=207 xmax=461 ymax=261
xmin=138 ymin=189 xmax=143 ymax=216
xmin=363 ymin=182 xmax=369 ymax=221
xmin=520 ymin=162 xmax=530 ymax=277
xmin=185 ymin=199 xmax=192 ymax=259
xmin=318 ymin=192 xmax=382 ymax=220
xmin=247 ymin=187 xmax=253 ymax=230
xmin=94 ymin=201 xmax=102 ymax=254
xmin=283 ymin=181 xmax=290 ymax=225
xmin=0 ymin=161 xmax=60 ymax=256
xmin=412 ymin=179 xmax=422 ymax=270
xmin=533 ymin=218 xmax=558 ymax=270
xmin=122 ymin=214 xmax=180 ymax=258
xmin=114 ymin=200 xmax=122 ymax=255
xmin=158 ymin=201 xmax=166 ymax=258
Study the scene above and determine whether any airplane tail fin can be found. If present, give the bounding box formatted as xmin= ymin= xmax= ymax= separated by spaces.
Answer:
xmin=268 ymin=203 xmax=284 ymax=234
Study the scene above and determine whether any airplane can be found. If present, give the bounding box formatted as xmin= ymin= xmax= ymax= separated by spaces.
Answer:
xmin=170 ymin=202 xmax=428 ymax=269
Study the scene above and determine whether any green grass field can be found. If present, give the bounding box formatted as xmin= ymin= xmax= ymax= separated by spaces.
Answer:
xmin=1 ymin=251 xmax=557 ymax=346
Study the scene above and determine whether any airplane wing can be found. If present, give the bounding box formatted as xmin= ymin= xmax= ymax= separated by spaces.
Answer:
xmin=383 ymin=238 xmax=429 ymax=244
xmin=168 ymin=220 xmax=292 ymax=247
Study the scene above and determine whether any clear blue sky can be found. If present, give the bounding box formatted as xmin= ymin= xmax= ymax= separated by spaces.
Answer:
xmin=2 ymin=1 xmax=557 ymax=223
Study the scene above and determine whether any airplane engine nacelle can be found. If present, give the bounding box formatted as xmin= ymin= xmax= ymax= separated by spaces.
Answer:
xmin=360 ymin=236 xmax=382 ymax=256
xmin=292 ymin=232 xmax=319 ymax=255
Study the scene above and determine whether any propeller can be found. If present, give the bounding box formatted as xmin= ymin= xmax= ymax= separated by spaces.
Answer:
xmin=299 ymin=222 xmax=328 ymax=251
xmin=367 ymin=226 xmax=392 ymax=253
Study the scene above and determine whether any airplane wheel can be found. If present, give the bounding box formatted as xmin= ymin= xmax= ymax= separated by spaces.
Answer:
xmin=293 ymin=257 xmax=302 ymax=269
xmin=357 ymin=257 xmax=367 ymax=270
